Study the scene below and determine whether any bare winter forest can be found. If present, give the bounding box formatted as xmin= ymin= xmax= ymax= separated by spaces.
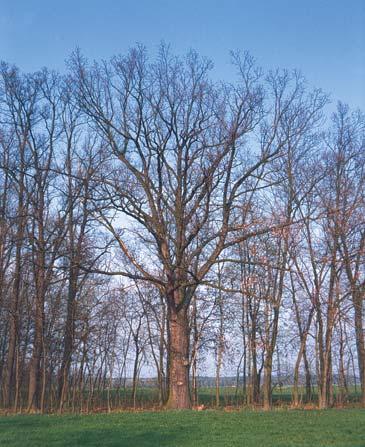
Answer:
xmin=0 ymin=45 xmax=364 ymax=413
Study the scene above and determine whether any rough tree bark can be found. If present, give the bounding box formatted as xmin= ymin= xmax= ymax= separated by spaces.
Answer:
xmin=165 ymin=300 xmax=190 ymax=409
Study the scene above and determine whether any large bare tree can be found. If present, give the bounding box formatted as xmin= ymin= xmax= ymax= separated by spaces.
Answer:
xmin=70 ymin=45 xmax=327 ymax=408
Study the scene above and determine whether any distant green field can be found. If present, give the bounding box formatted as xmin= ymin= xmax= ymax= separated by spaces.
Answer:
xmin=91 ymin=385 xmax=362 ymax=409
xmin=195 ymin=385 xmax=361 ymax=407
xmin=1 ymin=409 xmax=364 ymax=447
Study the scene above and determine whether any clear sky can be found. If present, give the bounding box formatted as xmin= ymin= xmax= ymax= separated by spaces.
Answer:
xmin=1 ymin=0 xmax=364 ymax=110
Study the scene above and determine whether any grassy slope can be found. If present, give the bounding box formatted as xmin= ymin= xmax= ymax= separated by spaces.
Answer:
xmin=0 ymin=409 xmax=364 ymax=447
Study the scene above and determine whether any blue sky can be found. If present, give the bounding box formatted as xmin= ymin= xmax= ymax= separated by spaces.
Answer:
xmin=1 ymin=0 xmax=364 ymax=109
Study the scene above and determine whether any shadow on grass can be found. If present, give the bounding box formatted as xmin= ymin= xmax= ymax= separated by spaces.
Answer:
xmin=59 ymin=429 xmax=187 ymax=447
xmin=0 ymin=415 xmax=201 ymax=447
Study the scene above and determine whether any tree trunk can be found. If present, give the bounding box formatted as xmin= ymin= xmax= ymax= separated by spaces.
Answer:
xmin=215 ymin=299 xmax=224 ymax=408
xmin=27 ymin=290 xmax=44 ymax=412
xmin=249 ymin=333 xmax=260 ymax=405
xmin=303 ymin=349 xmax=312 ymax=402
xmin=293 ymin=343 xmax=304 ymax=407
xmin=263 ymin=308 xmax=279 ymax=411
xmin=4 ymin=274 xmax=20 ymax=408
xmin=165 ymin=304 xmax=191 ymax=409
xmin=58 ymin=263 xmax=77 ymax=411
xmin=132 ymin=347 xmax=140 ymax=409
xmin=27 ymin=215 xmax=46 ymax=412
xmin=353 ymin=291 xmax=365 ymax=406
xmin=292 ymin=307 xmax=313 ymax=407
xmin=27 ymin=320 xmax=43 ymax=411
xmin=4 ymin=205 xmax=24 ymax=409
xmin=263 ymin=355 xmax=273 ymax=411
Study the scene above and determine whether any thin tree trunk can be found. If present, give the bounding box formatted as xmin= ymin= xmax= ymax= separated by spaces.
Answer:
xmin=353 ymin=291 xmax=365 ymax=406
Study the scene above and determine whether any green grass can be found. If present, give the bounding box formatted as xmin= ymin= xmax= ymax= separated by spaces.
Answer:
xmin=0 ymin=409 xmax=364 ymax=446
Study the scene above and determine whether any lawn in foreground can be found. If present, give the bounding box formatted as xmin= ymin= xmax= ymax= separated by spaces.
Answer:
xmin=0 ymin=409 xmax=364 ymax=447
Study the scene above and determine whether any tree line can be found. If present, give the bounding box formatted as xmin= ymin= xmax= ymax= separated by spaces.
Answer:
xmin=0 ymin=45 xmax=364 ymax=412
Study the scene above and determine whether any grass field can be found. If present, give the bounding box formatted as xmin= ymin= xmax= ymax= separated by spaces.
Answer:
xmin=0 ymin=409 xmax=364 ymax=447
